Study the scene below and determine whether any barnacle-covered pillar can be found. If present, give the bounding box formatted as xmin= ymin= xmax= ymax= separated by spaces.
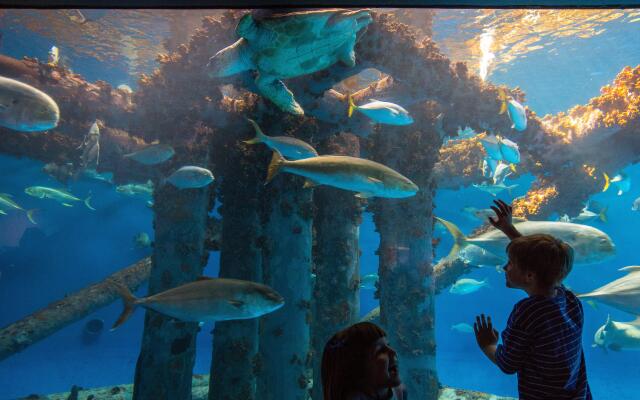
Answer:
xmin=257 ymin=169 xmax=314 ymax=400
xmin=369 ymin=123 xmax=439 ymax=399
xmin=310 ymin=133 xmax=363 ymax=400
xmin=209 ymin=142 xmax=265 ymax=400
xmin=132 ymin=178 xmax=211 ymax=400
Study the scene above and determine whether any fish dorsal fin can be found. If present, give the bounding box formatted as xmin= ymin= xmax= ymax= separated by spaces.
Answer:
xmin=196 ymin=276 xmax=213 ymax=281
xmin=228 ymin=299 xmax=244 ymax=308
xmin=619 ymin=266 xmax=640 ymax=274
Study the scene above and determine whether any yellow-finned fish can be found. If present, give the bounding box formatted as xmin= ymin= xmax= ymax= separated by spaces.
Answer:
xmin=603 ymin=172 xmax=610 ymax=192
xmin=266 ymin=150 xmax=418 ymax=199
xmin=25 ymin=186 xmax=94 ymax=210
xmin=0 ymin=193 xmax=37 ymax=224
xmin=110 ymin=277 xmax=284 ymax=330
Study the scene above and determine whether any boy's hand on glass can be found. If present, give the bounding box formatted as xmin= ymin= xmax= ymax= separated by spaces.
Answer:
xmin=474 ymin=314 xmax=499 ymax=349
xmin=488 ymin=199 xmax=521 ymax=239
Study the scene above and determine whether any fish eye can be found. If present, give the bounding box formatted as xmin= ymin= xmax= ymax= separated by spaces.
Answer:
xmin=12 ymin=99 xmax=18 ymax=105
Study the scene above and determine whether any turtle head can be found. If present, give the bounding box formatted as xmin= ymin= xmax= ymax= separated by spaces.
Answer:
xmin=207 ymin=38 xmax=252 ymax=78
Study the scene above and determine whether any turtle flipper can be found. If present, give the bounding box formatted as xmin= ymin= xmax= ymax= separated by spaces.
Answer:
xmin=339 ymin=36 xmax=357 ymax=67
xmin=256 ymin=74 xmax=304 ymax=115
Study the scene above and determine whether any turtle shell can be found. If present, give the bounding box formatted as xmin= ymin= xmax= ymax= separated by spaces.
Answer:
xmin=236 ymin=9 xmax=371 ymax=79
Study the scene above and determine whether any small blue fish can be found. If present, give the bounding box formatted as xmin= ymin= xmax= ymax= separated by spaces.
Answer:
xmin=166 ymin=166 xmax=214 ymax=189
xmin=243 ymin=118 xmax=318 ymax=160
xmin=359 ymin=274 xmax=379 ymax=290
xmin=480 ymin=134 xmax=503 ymax=161
xmin=499 ymin=89 xmax=527 ymax=131
xmin=498 ymin=137 xmax=520 ymax=164
xmin=348 ymin=95 xmax=413 ymax=126
xmin=449 ymin=278 xmax=489 ymax=295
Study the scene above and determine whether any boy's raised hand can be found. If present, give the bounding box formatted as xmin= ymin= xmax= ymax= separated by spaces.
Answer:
xmin=488 ymin=199 xmax=521 ymax=240
xmin=474 ymin=314 xmax=499 ymax=349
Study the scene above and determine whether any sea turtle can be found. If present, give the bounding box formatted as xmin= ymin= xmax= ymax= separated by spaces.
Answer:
xmin=207 ymin=9 xmax=372 ymax=115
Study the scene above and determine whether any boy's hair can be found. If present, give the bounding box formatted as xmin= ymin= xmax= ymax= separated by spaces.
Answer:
xmin=321 ymin=322 xmax=386 ymax=400
xmin=506 ymin=233 xmax=574 ymax=288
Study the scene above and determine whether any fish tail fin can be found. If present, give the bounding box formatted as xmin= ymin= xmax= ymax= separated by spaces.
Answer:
xmin=599 ymin=206 xmax=608 ymax=223
xmin=509 ymin=163 xmax=517 ymax=173
xmin=84 ymin=193 xmax=95 ymax=211
xmin=109 ymin=279 xmax=140 ymax=330
xmin=26 ymin=209 xmax=37 ymax=225
xmin=266 ymin=150 xmax=286 ymax=185
xmin=243 ymin=118 xmax=266 ymax=145
xmin=435 ymin=217 xmax=467 ymax=262
xmin=602 ymin=172 xmax=610 ymax=192
xmin=348 ymin=94 xmax=356 ymax=118
xmin=498 ymin=88 xmax=508 ymax=115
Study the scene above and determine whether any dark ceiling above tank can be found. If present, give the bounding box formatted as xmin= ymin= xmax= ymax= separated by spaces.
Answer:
xmin=1 ymin=0 xmax=640 ymax=8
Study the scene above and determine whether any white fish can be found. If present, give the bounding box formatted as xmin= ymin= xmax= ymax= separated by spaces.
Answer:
xmin=110 ymin=277 xmax=284 ymax=329
xmin=578 ymin=266 xmax=640 ymax=316
xmin=479 ymin=134 xmax=503 ymax=160
xmin=436 ymin=217 xmax=616 ymax=266
xmin=558 ymin=214 xmax=571 ymax=222
xmin=610 ymin=173 xmax=630 ymax=196
xmin=124 ymin=144 xmax=175 ymax=165
xmin=571 ymin=204 xmax=607 ymax=223
xmin=472 ymin=182 xmax=518 ymax=196
xmin=458 ymin=245 xmax=505 ymax=268
xmin=0 ymin=76 xmax=60 ymax=132
xmin=451 ymin=322 xmax=474 ymax=333
xmin=77 ymin=120 xmax=100 ymax=169
xmin=481 ymin=157 xmax=499 ymax=178
xmin=116 ymin=180 xmax=153 ymax=200
xmin=498 ymin=137 xmax=520 ymax=164
xmin=449 ymin=278 xmax=489 ymax=295
xmin=348 ymin=95 xmax=413 ymax=126
xmin=166 ymin=166 xmax=214 ymax=189
xmin=593 ymin=315 xmax=640 ymax=352
xmin=243 ymin=118 xmax=318 ymax=160
xmin=633 ymin=197 xmax=640 ymax=211
xmin=499 ymin=89 xmax=527 ymax=131
xmin=492 ymin=162 xmax=512 ymax=185
xmin=359 ymin=274 xmax=379 ymax=290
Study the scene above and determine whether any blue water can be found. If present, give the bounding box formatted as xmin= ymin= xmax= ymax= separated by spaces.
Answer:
xmin=1 ymin=8 xmax=640 ymax=400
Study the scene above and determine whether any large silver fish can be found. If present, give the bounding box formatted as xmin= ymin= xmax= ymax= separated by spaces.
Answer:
xmin=266 ymin=151 xmax=418 ymax=199
xmin=593 ymin=314 xmax=640 ymax=352
xmin=436 ymin=217 xmax=615 ymax=266
xmin=244 ymin=118 xmax=318 ymax=160
xmin=123 ymin=143 xmax=175 ymax=165
xmin=0 ymin=76 xmax=60 ymax=132
xmin=111 ymin=277 xmax=285 ymax=329
xmin=578 ymin=266 xmax=640 ymax=315
xmin=25 ymin=186 xmax=94 ymax=210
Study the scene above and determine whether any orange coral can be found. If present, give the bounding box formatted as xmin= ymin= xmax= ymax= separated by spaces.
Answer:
xmin=513 ymin=185 xmax=559 ymax=217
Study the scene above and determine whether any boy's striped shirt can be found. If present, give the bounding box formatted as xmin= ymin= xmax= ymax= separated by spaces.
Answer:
xmin=495 ymin=285 xmax=592 ymax=400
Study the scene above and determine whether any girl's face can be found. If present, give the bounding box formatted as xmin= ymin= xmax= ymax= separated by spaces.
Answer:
xmin=365 ymin=336 xmax=401 ymax=390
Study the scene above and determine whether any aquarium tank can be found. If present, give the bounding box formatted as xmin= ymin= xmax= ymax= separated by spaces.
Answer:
xmin=1 ymin=4 xmax=640 ymax=400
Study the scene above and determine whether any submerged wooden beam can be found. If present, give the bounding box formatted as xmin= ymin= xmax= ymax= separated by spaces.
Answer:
xmin=0 ymin=218 xmax=222 ymax=362
xmin=0 ymin=257 xmax=152 ymax=362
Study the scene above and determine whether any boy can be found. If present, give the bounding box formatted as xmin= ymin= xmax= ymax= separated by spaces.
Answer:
xmin=473 ymin=199 xmax=592 ymax=400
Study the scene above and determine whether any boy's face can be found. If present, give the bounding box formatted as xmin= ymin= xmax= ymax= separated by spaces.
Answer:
xmin=503 ymin=257 xmax=535 ymax=290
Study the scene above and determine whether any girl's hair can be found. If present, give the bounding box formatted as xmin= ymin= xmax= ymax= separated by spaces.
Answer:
xmin=321 ymin=322 xmax=387 ymax=400
xmin=506 ymin=233 xmax=574 ymax=288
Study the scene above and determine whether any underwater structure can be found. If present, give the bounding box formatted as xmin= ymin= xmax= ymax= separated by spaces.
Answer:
xmin=1 ymin=8 xmax=640 ymax=400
